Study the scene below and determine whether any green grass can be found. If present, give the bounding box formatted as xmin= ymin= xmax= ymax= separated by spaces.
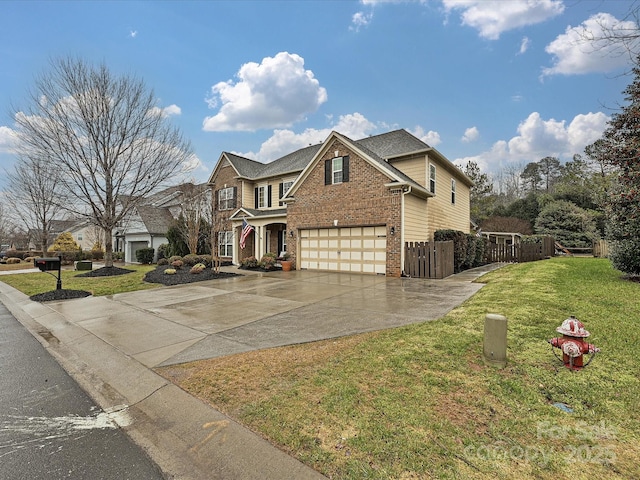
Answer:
xmin=162 ymin=257 xmax=640 ymax=480
xmin=0 ymin=264 xmax=159 ymax=296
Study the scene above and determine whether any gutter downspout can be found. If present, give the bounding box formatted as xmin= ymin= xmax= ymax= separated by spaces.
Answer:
xmin=401 ymin=185 xmax=412 ymax=276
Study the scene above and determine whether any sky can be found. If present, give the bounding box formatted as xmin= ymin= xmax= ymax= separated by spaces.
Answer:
xmin=1 ymin=0 xmax=638 ymax=189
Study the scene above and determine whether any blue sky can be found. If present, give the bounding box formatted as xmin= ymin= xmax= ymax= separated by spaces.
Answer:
xmin=1 ymin=0 xmax=637 ymax=188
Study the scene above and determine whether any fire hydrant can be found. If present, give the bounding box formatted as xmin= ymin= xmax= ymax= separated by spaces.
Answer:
xmin=548 ymin=316 xmax=600 ymax=370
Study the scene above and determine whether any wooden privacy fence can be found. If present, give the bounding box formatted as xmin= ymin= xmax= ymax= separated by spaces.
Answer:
xmin=485 ymin=242 xmax=546 ymax=263
xmin=404 ymin=241 xmax=454 ymax=279
xmin=592 ymin=240 xmax=609 ymax=258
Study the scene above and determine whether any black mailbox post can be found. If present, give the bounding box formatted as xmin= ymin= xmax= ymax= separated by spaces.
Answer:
xmin=34 ymin=256 xmax=62 ymax=290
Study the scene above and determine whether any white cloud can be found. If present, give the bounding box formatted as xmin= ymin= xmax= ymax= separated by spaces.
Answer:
xmin=518 ymin=36 xmax=530 ymax=55
xmin=129 ymin=30 xmax=138 ymax=38
xmin=0 ymin=126 xmax=17 ymax=153
xmin=542 ymin=12 xmax=638 ymax=76
xmin=237 ymin=112 xmax=377 ymax=162
xmin=442 ymin=0 xmax=564 ymax=40
xmin=203 ymin=52 xmax=328 ymax=132
xmin=351 ymin=11 xmax=374 ymax=32
xmin=462 ymin=126 xmax=480 ymax=143
xmin=453 ymin=111 xmax=609 ymax=173
xmin=409 ymin=126 xmax=441 ymax=146
xmin=149 ymin=104 xmax=181 ymax=118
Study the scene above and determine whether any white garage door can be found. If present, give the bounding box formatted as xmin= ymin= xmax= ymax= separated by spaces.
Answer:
xmin=299 ymin=226 xmax=387 ymax=274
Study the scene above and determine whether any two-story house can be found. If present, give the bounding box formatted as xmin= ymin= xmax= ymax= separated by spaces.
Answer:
xmin=207 ymin=129 xmax=473 ymax=277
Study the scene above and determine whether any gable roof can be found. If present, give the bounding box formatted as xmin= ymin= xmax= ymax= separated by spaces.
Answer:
xmin=209 ymin=128 xmax=471 ymax=188
xmin=283 ymin=131 xmax=431 ymax=201
xmin=135 ymin=205 xmax=175 ymax=234
xmin=356 ymin=129 xmax=431 ymax=158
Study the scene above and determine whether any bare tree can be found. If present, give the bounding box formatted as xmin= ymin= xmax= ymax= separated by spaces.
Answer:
xmin=12 ymin=57 xmax=194 ymax=268
xmin=5 ymin=154 xmax=66 ymax=253
xmin=177 ymin=182 xmax=210 ymax=254
xmin=0 ymin=204 xmax=13 ymax=251
xmin=578 ymin=2 xmax=640 ymax=65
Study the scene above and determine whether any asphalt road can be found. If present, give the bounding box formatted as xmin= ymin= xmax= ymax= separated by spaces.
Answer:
xmin=0 ymin=302 xmax=164 ymax=480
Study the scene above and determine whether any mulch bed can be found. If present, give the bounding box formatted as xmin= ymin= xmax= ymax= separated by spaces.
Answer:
xmin=143 ymin=265 xmax=241 ymax=286
xmin=29 ymin=265 xmax=241 ymax=302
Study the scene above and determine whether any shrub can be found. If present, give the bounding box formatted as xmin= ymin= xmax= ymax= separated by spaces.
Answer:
xmin=5 ymin=249 xmax=19 ymax=259
xmin=157 ymin=258 xmax=169 ymax=266
xmin=135 ymin=247 xmax=154 ymax=264
xmin=24 ymin=256 xmax=36 ymax=263
xmin=610 ymin=238 xmax=640 ymax=276
xmin=163 ymin=268 xmax=177 ymax=275
xmin=157 ymin=243 xmax=169 ymax=261
xmin=183 ymin=254 xmax=200 ymax=266
xmin=241 ymin=256 xmax=259 ymax=269
xmin=259 ymin=252 xmax=277 ymax=271
xmin=168 ymin=255 xmax=183 ymax=264
xmin=113 ymin=251 xmax=124 ymax=261
xmin=171 ymin=259 xmax=184 ymax=269
xmin=6 ymin=257 xmax=21 ymax=264
xmin=190 ymin=263 xmax=206 ymax=274
xmin=199 ymin=254 xmax=212 ymax=267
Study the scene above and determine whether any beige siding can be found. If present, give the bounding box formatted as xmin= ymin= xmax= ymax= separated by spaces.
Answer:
xmin=403 ymin=194 xmax=429 ymax=242
xmin=392 ymin=156 xmax=426 ymax=189
xmin=426 ymin=158 xmax=471 ymax=238
xmin=241 ymin=180 xmax=254 ymax=208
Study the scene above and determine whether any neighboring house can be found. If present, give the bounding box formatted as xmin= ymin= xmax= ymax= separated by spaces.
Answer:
xmin=115 ymin=183 xmax=210 ymax=262
xmin=28 ymin=219 xmax=78 ymax=252
xmin=480 ymin=231 xmax=522 ymax=249
xmin=208 ymin=129 xmax=473 ymax=277
xmin=67 ymin=220 xmax=103 ymax=251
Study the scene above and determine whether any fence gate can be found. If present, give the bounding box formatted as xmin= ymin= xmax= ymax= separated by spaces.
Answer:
xmin=404 ymin=241 xmax=454 ymax=279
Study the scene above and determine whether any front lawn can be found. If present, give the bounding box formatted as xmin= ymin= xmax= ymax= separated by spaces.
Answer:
xmin=158 ymin=257 xmax=640 ymax=480
xmin=0 ymin=264 xmax=159 ymax=297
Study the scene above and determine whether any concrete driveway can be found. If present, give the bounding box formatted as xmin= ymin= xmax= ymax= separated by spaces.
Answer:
xmin=39 ymin=265 xmax=500 ymax=368
xmin=0 ymin=264 xmax=502 ymax=480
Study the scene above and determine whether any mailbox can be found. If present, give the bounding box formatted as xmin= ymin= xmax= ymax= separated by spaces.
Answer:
xmin=34 ymin=257 xmax=61 ymax=272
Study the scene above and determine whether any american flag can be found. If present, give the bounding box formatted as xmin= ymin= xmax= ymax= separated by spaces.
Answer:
xmin=239 ymin=219 xmax=254 ymax=249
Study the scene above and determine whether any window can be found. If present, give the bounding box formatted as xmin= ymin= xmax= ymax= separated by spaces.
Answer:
xmin=324 ymin=156 xmax=350 ymax=185
xmin=254 ymin=185 xmax=272 ymax=209
xmin=429 ymin=164 xmax=436 ymax=194
xmin=279 ymin=180 xmax=294 ymax=206
xmin=77 ymin=234 xmax=83 ymax=241
xmin=282 ymin=180 xmax=293 ymax=197
xmin=218 ymin=187 xmax=235 ymax=210
xmin=218 ymin=231 xmax=233 ymax=257
xmin=332 ymin=157 xmax=343 ymax=184
xmin=451 ymin=178 xmax=456 ymax=204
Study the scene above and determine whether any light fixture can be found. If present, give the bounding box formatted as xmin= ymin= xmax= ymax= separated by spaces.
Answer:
xmin=290 ymin=230 xmax=294 ymax=237
xmin=390 ymin=226 xmax=395 ymax=235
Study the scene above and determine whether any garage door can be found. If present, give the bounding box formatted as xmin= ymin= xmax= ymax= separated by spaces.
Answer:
xmin=299 ymin=226 xmax=387 ymax=274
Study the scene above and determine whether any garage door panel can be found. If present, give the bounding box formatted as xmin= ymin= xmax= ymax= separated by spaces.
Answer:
xmin=299 ymin=226 xmax=386 ymax=275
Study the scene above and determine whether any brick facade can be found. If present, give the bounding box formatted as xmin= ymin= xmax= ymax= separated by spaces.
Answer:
xmin=286 ymin=140 xmax=403 ymax=276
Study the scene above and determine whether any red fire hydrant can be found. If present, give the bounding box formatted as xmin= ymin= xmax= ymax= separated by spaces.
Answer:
xmin=548 ymin=316 xmax=600 ymax=370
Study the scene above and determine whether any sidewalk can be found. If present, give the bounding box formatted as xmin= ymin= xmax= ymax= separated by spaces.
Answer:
xmin=0 ymin=264 xmax=503 ymax=479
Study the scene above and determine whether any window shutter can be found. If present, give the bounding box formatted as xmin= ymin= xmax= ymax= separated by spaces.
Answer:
xmin=254 ymin=187 xmax=259 ymax=209
xmin=214 ymin=189 xmax=219 ymax=210
xmin=267 ymin=185 xmax=272 ymax=208
xmin=342 ymin=156 xmax=350 ymax=182
xmin=232 ymin=186 xmax=237 ymax=208
xmin=325 ymin=159 xmax=331 ymax=185
xmin=278 ymin=182 xmax=284 ymax=206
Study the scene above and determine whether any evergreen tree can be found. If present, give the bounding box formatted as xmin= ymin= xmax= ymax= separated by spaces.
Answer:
xmin=463 ymin=160 xmax=495 ymax=222
xmin=601 ymin=58 xmax=640 ymax=275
